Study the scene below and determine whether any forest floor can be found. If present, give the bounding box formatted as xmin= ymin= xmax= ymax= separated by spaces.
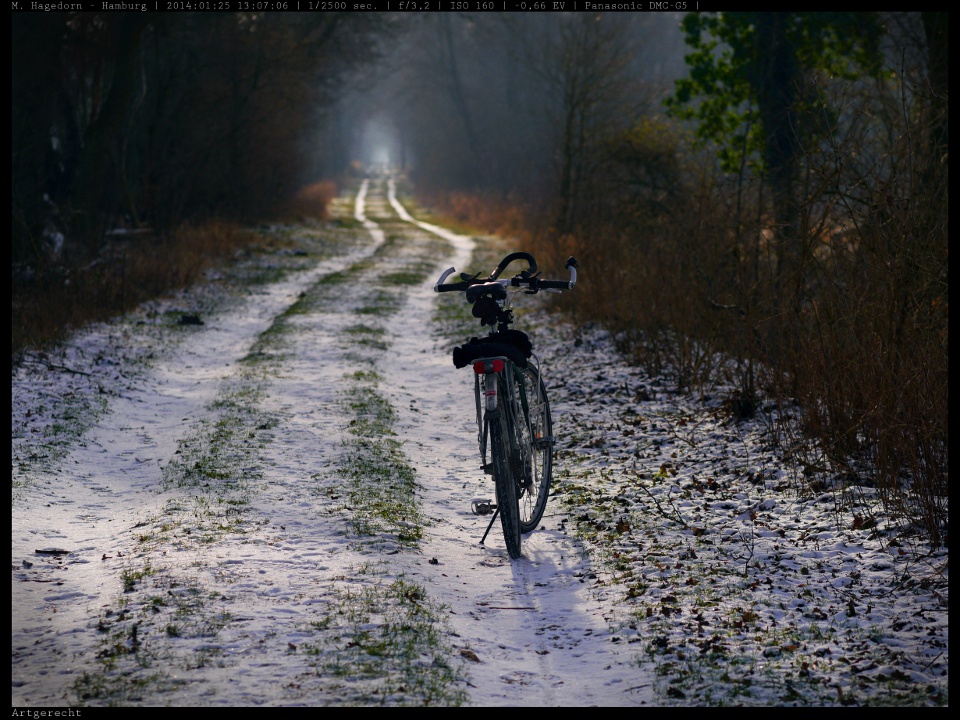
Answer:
xmin=11 ymin=176 xmax=948 ymax=707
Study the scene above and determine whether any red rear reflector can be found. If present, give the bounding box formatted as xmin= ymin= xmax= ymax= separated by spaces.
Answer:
xmin=473 ymin=359 xmax=506 ymax=374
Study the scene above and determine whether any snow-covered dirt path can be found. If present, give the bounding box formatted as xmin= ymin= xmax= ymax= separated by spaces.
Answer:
xmin=11 ymin=177 xmax=652 ymax=707
xmin=11 ymin=186 xmax=386 ymax=705
xmin=380 ymin=178 xmax=653 ymax=705
xmin=11 ymin=176 xmax=947 ymax=707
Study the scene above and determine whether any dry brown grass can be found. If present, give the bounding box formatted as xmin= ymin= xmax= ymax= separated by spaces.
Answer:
xmin=11 ymin=219 xmax=263 ymax=359
xmin=423 ymin=191 xmax=533 ymax=242
xmin=283 ymin=181 xmax=338 ymax=222
xmin=785 ymin=162 xmax=948 ymax=544
xmin=596 ymin=150 xmax=945 ymax=545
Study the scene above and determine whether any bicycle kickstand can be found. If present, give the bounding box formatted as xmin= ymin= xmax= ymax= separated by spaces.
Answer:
xmin=479 ymin=506 xmax=500 ymax=546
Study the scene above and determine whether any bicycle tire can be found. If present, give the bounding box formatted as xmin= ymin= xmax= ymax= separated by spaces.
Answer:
xmin=512 ymin=364 xmax=553 ymax=534
xmin=488 ymin=403 xmax=522 ymax=559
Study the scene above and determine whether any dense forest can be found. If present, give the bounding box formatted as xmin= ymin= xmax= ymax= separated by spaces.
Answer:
xmin=11 ymin=11 xmax=947 ymax=546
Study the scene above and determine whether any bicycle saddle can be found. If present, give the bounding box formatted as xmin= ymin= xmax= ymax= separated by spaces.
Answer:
xmin=465 ymin=282 xmax=507 ymax=304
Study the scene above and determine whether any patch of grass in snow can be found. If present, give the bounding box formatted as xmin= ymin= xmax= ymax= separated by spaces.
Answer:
xmin=378 ymin=269 xmax=425 ymax=286
xmin=345 ymin=385 xmax=396 ymax=436
xmin=72 ymin=516 xmax=242 ymax=706
xmin=242 ymin=312 xmax=305 ymax=368
xmin=345 ymin=323 xmax=386 ymax=337
xmin=342 ymin=439 xmax=421 ymax=543
xmin=295 ymin=575 xmax=469 ymax=706
xmin=224 ymin=226 xmax=354 ymax=286
xmin=332 ymin=216 xmax=364 ymax=230
xmin=159 ymin=377 xmax=277 ymax=553
xmin=74 ymin=669 xmax=173 ymax=706
xmin=356 ymin=289 xmax=398 ymax=317
xmin=344 ymin=323 xmax=390 ymax=352
xmin=233 ymin=264 xmax=292 ymax=287
xmin=306 ymin=263 xmax=393 ymax=319
xmin=337 ymin=375 xmax=423 ymax=546
xmin=74 ymin=566 xmax=235 ymax=705
xmin=12 ymin=390 xmax=108 ymax=487
xmin=321 ymin=268 xmax=354 ymax=285
xmin=120 ymin=564 xmax=157 ymax=593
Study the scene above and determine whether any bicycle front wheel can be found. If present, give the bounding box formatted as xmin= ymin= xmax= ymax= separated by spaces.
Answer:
xmin=488 ymin=404 xmax=522 ymax=559
xmin=512 ymin=364 xmax=553 ymax=534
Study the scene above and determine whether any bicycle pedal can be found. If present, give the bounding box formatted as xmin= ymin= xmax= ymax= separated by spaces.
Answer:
xmin=471 ymin=498 xmax=496 ymax=516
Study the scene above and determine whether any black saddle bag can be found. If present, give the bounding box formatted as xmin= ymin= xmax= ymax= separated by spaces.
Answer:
xmin=452 ymin=330 xmax=533 ymax=369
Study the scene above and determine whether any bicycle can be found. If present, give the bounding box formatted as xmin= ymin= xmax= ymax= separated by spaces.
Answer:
xmin=434 ymin=252 xmax=578 ymax=558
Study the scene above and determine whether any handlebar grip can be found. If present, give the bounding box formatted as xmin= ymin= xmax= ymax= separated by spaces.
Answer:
xmin=565 ymin=256 xmax=577 ymax=288
xmin=433 ymin=267 xmax=455 ymax=291
xmin=537 ymin=279 xmax=573 ymax=290
xmin=434 ymin=267 xmax=475 ymax=292
xmin=435 ymin=282 xmax=472 ymax=292
xmin=528 ymin=257 xmax=577 ymax=291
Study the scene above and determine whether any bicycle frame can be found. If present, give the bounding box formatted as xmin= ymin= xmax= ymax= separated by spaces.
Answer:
xmin=472 ymin=355 xmax=538 ymax=473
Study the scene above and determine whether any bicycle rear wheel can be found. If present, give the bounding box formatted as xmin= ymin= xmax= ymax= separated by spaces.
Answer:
xmin=488 ymin=402 xmax=522 ymax=559
xmin=511 ymin=364 xmax=553 ymax=533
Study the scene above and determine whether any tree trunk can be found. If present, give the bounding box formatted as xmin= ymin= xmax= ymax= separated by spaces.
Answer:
xmin=440 ymin=14 xmax=485 ymax=187
xmin=12 ymin=14 xmax=70 ymax=263
xmin=70 ymin=15 xmax=152 ymax=249
xmin=921 ymin=12 xmax=947 ymax=178
xmin=751 ymin=13 xmax=802 ymax=329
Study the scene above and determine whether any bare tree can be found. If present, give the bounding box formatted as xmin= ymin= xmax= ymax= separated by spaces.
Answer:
xmin=502 ymin=13 xmax=643 ymax=233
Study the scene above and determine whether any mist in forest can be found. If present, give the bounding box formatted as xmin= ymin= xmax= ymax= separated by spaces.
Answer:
xmin=336 ymin=13 xmax=688 ymax=204
xmin=11 ymin=12 xmax=687 ymax=264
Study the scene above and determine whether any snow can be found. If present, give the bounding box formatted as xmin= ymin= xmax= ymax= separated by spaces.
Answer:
xmin=11 ymin=177 xmax=947 ymax=707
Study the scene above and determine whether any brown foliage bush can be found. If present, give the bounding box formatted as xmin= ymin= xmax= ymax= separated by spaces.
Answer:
xmin=786 ymin=150 xmax=948 ymax=544
xmin=423 ymin=191 xmax=533 ymax=244
xmin=426 ymin=105 xmax=947 ymax=546
xmin=284 ymin=181 xmax=338 ymax=222
xmin=11 ymin=220 xmax=260 ymax=359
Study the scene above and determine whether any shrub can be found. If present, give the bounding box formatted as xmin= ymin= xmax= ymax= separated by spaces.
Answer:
xmin=284 ymin=181 xmax=338 ymax=222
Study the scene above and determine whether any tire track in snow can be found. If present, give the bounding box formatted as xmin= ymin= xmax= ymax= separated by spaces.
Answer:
xmin=382 ymin=178 xmax=654 ymax=706
xmin=178 ymin=178 xmax=465 ymax=705
xmin=11 ymin=213 xmax=385 ymax=706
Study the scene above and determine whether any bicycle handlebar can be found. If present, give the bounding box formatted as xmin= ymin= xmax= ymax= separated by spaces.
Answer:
xmin=490 ymin=251 xmax=537 ymax=280
xmin=434 ymin=254 xmax=578 ymax=294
